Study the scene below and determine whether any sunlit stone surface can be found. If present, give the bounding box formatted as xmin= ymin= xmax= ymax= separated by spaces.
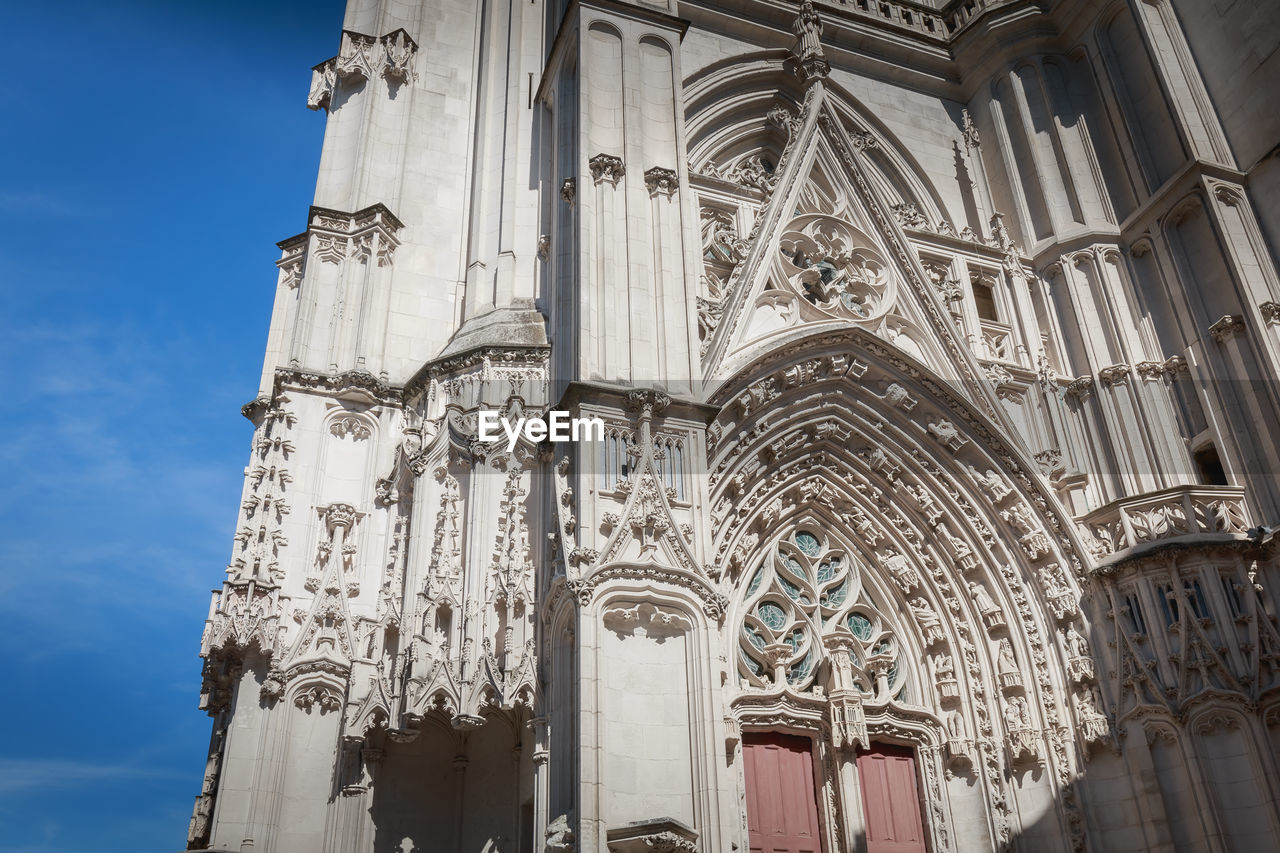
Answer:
xmin=187 ymin=1 xmax=1280 ymax=850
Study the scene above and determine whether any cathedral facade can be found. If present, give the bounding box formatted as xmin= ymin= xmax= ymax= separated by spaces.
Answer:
xmin=188 ymin=0 xmax=1280 ymax=850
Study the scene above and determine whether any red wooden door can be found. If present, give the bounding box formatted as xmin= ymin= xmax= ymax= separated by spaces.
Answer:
xmin=857 ymin=744 xmax=927 ymax=853
xmin=743 ymin=732 xmax=823 ymax=853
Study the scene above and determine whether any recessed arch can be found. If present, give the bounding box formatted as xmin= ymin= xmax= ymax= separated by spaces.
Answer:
xmin=707 ymin=324 xmax=1100 ymax=824
xmin=683 ymin=55 xmax=951 ymax=227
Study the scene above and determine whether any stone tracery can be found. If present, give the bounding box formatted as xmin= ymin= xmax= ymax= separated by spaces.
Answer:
xmin=777 ymin=214 xmax=895 ymax=321
xmin=737 ymin=524 xmax=908 ymax=700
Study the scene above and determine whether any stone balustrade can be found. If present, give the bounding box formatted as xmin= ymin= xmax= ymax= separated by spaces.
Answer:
xmin=822 ymin=0 xmax=948 ymax=39
xmin=1080 ymin=485 xmax=1250 ymax=560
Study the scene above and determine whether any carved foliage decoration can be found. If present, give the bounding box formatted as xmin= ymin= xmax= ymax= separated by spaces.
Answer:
xmin=589 ymin=153 xmax=625 ymax=186
xmin=490 ymin=467 xmax=533 ymax=606
xmin=307 ymin=29 xmax=418 ymax=111
xmin=329 ymin=414 xmax=372 ymax=440
xmin=228 ymin=401 xmax=296 ymax=586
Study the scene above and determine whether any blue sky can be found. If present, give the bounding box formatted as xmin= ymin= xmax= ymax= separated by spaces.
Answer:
xmin=0 ymin=1 xmax=345 ymax=849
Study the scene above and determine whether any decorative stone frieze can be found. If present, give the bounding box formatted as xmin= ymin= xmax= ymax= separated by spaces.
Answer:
xmin=1081 ymin=485 xmax=1249 ymax=559
xmin=276 ymin=203 xmax=404 ymax=271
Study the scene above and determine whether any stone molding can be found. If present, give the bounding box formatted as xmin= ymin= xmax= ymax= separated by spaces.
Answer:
xmin=1080 ymin=485 xmax=1250 ymax=562
xmin=589 ymin=153 xmax=626 ymax=186
xmin=606 ymin=818 xmax=698 ymax=853
xmin=1208 ymin=313 xmax=1245 ymax=343
xmin=308 ymin=28 xmax=419 ymax=111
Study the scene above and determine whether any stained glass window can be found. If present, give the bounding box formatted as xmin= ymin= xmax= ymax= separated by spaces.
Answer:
xmin=737 ymin=524 xmax=907 ymax=699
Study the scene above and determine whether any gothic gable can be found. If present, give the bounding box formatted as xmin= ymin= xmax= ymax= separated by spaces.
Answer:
xmin=691 ymin=77 xmax=1003 ymax=424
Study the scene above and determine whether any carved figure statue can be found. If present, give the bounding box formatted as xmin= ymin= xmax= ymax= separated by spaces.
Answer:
xmin=793 ymin=0 xmax=824 ymax=62
xmin=970 ymin=581 xmax=999 ymax=615
xmin=947 ymin=709 xmax=965 ymax=739
xmin=910 ymin=597 xmax=946 ymax=645
xmin=1064 ymin=625 xmax=1088 ymax=658
xmin=545 ymin=814 xmax=575 ymax=853
xmin=997 ymin=637 xmax=1017 ymax=675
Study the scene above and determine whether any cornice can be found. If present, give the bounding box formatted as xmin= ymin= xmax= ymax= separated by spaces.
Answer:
xmin=557 ymin=380 xmax=722 ymax=425
xmin=1091 ymin=535 xmax=1272 ymax=575
xmin=1116 ymin=159 xmax=1248 ymax=237
xmin=241 ymin=368 xmax=405 ymax=422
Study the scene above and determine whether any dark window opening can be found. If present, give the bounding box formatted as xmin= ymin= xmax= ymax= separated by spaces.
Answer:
xmin=1221 ymin=574 xmax=1243 ymax=617
xmin=1184 ymin=580 xmax=1209 ymax=621
xmin=1158 ymin=584 xmax=1179 ymax=626
xmin=1194 ymin=445 xmax=1229 ymax=486
xmin=1124 ymin=593 xmax=1147 ymax=634
xmin=973 ymin=279 xmax=1000 ymax=322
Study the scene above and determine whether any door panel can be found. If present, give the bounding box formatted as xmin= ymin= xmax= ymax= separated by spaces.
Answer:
xmin=743 ymin=732 xmax=822 ymax=853
xmin=857 ymin=743 xmax=927 ymax=853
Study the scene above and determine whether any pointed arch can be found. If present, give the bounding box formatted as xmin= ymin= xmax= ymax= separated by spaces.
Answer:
xmin=683 ymin=53 xmax=950 ymax=226
xmin=689 ymin=80 xmax=999 ymax=425
xmin=708 ymin=324 xmax=1102 ymax=843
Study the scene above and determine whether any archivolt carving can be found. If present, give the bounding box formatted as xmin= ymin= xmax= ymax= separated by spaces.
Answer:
xmin=708 ymin=330 xmax=1099 ymax=828
xmin=1191 ymin=709 xmax=1243 ymax=735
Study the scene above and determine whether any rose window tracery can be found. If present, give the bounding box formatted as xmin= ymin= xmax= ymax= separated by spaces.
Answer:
xmin=738 ymin=526 xmax=908 ymax=700
xmin=778 ymin=215 xmax=894 ymax=321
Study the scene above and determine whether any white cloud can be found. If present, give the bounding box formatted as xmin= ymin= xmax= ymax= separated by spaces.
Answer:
xmin=0 ymin=758 xmax=187 ymax=795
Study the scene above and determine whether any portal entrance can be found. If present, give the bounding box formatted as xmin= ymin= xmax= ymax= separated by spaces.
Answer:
xmin=857 ymin=743 xmax=927 ymax=853
xmin=743 ymin=732 xmax=822 ymax=853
